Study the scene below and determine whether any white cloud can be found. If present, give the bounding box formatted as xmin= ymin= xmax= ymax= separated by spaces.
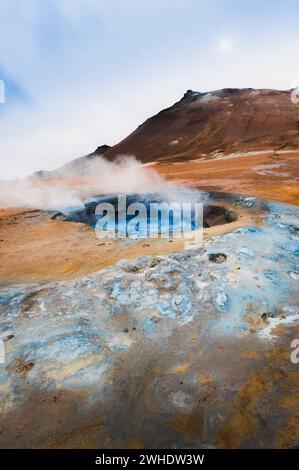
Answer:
xmin=1 ymin=1 xmax=299 ymax=180
xmin=217 ymin=38 xmax=233 ymax=53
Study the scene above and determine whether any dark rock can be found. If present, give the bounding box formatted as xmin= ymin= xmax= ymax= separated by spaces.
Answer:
xmin=14 ymin=357 xmax=34 ymax=374
xmin=208 ymin=253 xmax=227 ymax=263
xmin=94 ymin=144 xmax=112 ymax=154
xmin=50 ymin=212 xmax=66 ymax=221
xmin=261 ymin=312 xmax=276 ymax=322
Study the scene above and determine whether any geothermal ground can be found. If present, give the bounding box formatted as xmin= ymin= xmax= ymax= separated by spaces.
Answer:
xmin=0 ymin=88 xmax=299 ymax=449
xmin=0 ymin=186 xmax=299 ymax=448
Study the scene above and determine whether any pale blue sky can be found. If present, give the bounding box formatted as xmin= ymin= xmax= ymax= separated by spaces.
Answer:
xmin=1 ymin=0 xmax=299 ymax=179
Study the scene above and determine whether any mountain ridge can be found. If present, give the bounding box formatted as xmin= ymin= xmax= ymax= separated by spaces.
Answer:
xmin=32 ymin=87 xmax=299 ymax=178
xmin=102 ymin=87 xmax=299 ymax=163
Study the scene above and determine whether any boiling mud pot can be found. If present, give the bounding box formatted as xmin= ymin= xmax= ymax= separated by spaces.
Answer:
xmin=63 ymin=191 xmax=237 ymax=237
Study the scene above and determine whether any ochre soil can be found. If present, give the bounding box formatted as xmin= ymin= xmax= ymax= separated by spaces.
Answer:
xmin=1 ymin=149 xmax=297 ymax=285
xmin=0 ymin=201 xmax=258 ymax=286
xmin=0 ymin=207 xmax=183 ymax=286
xmin=156 ymin=151 xmax=299 ymax=205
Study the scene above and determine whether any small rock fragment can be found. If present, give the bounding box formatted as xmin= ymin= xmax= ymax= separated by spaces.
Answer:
xmin=209 ymin=253 xmax=227 ymax=263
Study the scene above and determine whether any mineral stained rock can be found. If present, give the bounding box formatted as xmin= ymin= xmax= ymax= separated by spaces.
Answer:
xmin=0 ymin=197 xmax=298 ymax=448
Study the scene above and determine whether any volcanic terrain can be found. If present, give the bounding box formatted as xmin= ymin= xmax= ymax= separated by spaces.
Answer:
xmin=0 ymin=88 xmax=299 ymax=449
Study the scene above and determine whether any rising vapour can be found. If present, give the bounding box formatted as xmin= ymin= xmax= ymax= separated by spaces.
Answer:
xmin=0 ymin=155 xmax=172 ymax=211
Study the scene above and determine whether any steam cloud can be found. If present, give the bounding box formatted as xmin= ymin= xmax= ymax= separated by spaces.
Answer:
xmin=0 ymin=155 xmax=171 ymax=212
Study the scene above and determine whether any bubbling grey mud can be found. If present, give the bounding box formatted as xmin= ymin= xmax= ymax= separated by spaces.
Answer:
xmin=61 ymin=190 xmax=237 ymax=240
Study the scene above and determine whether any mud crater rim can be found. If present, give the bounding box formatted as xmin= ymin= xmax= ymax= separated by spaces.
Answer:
xmin=58 ymin=193 xmax=238 ymax=232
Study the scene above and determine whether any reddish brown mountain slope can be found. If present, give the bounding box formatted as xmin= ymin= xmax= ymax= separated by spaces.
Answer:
xmin=26 ymin=87 xmax=299 ymax=204
xmin=104 ymin=88 xmax=299 ymax=162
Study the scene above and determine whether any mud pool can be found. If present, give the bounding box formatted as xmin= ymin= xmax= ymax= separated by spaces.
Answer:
xmin=0 ymin=193 xmax=298 ymax=448
xmin=61 ymin=191 xmax=237 ymax=236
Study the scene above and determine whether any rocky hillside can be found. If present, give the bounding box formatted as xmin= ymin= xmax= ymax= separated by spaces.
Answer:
xmin=32 ymin=88 xmax=299 ymax=177
xmin=103 ymin=88 xmax=299 ymax=163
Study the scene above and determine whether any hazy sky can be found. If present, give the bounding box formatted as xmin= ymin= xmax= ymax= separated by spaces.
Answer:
xmin=1 ymin=0 xmax=299 ymax=179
